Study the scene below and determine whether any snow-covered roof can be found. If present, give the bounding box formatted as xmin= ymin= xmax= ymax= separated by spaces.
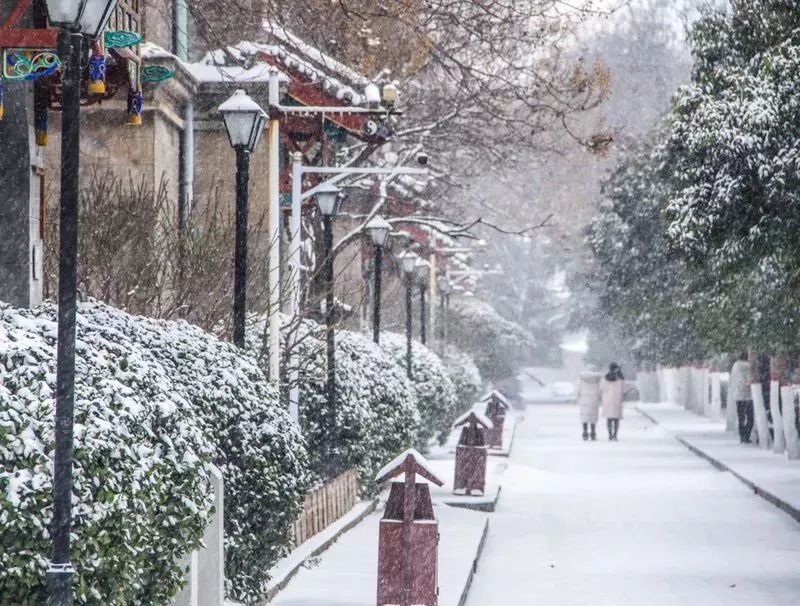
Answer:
xmin=480 ymin=390 xmax=511 ymax=409
xmin=141 ymin=42 xmax=292 ymax=86
xmin=374 ymin=448 xmax=444 ymax=486
xmin=453 ymin=410 xmax=494 ymax=430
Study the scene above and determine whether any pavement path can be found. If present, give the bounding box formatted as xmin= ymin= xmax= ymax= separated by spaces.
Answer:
xmin=465 ymin=403 xmax=800 ymax=606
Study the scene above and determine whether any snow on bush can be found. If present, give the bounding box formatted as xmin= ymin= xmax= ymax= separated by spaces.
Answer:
xmin=380 ymin=332 xmax=458 ymax=448
xmin=0 ymin=301 xmax=309 ymax=605
xmin=0 ymin=302 xmax=214 ymax=604
xmin=448 ymin=297 xmax=536 ymax=381
xmin=247 ymin=317 xmax=419 ymax=496
xmin=444 ymin=349 xmax=483 ymax=415
xmin=84 ymin=303 xmax=310 ymax=603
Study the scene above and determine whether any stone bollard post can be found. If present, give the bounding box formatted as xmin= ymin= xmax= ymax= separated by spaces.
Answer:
xmin=452 ymin=411 xmax=492 ymax=496
xmin=482 ymin=390 xmax=511 ymax=449
xmin=173 ymin=465 xmax=225 ymax=606
xmin=376 ymin=449 xmax=444 ymax=606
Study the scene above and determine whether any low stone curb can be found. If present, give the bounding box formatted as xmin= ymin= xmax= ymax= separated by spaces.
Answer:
xmin=457 ymin=517 xmax=490 ymax=606
xmin=636 ymin=406 xmax=800 ymax=525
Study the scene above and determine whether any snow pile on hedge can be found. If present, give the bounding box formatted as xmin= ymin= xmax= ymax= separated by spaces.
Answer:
xmin=444 ymin=349 xmax=483 ymax=416
xmin=247 ymin=317 xmax=420 ymax=495
xmin=84 ymin=303 xmax=310 ymax=603
xmin=448 ymin=297 xmax=535 ymax=381
xmin=0 ymin=302 xmax=214 ymax=604
xmin=380 ymin=332 xmax=458 ymax=448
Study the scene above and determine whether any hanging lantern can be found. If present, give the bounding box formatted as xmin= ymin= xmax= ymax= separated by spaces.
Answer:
xmin=88 ymin=39 xmax=107 ymax=96
xmin=127 ymin=88 xmax=143 ymax=125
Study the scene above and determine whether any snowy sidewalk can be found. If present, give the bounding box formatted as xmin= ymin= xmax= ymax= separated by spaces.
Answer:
xmin=465 ymin=403 xmax=800 ymax=606
xmin=269 ymin=497 xmax=488 ymax=606
xmin=638 ymin=402 xmax=800 ymax=522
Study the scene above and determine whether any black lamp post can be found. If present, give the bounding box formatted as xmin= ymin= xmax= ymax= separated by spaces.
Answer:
xmin=364 ymin=215 xmax=392 ymax=344
xmin=218 ymin=89 xmax=267 ymax=348
xmin=415 ymin=258 xmax=430 ymax=345
xmin=437 ymin=275 xmax=452 ymax=356
xmin=399 ymin=251 xmax=419 ymax=378
xmin=315 ymin=182 xmax=342 ymax=413
xmin=43 ymin=2 xmax=119 ymax=602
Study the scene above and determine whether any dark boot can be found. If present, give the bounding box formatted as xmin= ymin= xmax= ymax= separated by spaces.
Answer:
xmin=590 ymin=424 xmax=597 ymax=441
xmin=612 ymin=419 xmax=620 ymax=440
xmin=582 ymin=423 xmax=589 ymax=441
xmin=607 ymin=419 xmax=614 ymax=440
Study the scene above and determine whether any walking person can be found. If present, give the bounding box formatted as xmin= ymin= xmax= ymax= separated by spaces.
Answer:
xmin=729 ymin=353 xmax=754 ymax=443
xmin=576 ymin=367 xmax=602 ymax=440
xmin=601 ymin=363 xmax=625 ymax=440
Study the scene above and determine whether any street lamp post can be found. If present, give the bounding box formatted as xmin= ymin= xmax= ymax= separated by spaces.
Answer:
xmin=46 ymin=0 xmax=116 ymax=606
xmin=364 ymin=216 xmax=392 ymax=344
xmin=288 ymin=159 xmax=428 ymax=418
xmin=415 ymin=258 xmax=430 ymax=345
xmin=218 ymin=89 xmax=267 ymax=348
xmin=315 ymin=182 xmax=342 ymax=415
xmin=437 ymin=276 xmax=452 ymax=357
xmin=43 ymin=2 xmax=120 ymax=602
xmin=399 ymin=251 xmax=419 ymax=378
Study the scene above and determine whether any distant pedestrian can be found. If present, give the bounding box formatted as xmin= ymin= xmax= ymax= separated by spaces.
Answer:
xmin=576 ymin=367 xmax=602 ymax=441
xmin=729 ymin=353 xmax=754 ymax=443
xmin=601 ymin=363 xmax=625 ymax=440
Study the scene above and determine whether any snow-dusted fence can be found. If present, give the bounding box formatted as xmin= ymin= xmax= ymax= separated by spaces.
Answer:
xmin=292 ymin=469 xmax=359 ymax=547
xmin=173 ymin=466 xmax=225 ymax=606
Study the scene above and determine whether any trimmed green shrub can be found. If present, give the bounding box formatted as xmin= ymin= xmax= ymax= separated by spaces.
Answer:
xmin=444 ymin=349 xmax=483 ymax=416
xmin=380 ymin=332 xmax=458 ymax=448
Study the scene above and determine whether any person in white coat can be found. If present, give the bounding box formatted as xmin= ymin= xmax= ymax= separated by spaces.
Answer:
xmin=600 ymin=362 xmax=625 ymax=440
xmin=729 ymin=353 xmax=753 ymax=443
xmin=576 ymin=368 xmax=602 ymax=440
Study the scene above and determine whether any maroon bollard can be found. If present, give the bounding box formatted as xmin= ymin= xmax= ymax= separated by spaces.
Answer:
xmin=376 ymin=449 xmax=444 ymax=606
xmin=453 ymin=410 xmax=492 ymax=496
xmin=483 ymin=390 xmax=511 ymax=449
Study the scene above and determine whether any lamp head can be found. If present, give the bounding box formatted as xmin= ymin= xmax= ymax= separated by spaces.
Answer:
xmin=218 ymin=89 xmax=267 ymax=152
xmin=315 ymin=182 xmax=342 ymax=217
xmin=382 ymin=83 xmax=398 ymax=108
xmin=399 ymin=250 xmax=418 ymax=275
xmin=45 ymin=0 xmax=118 ymax=36
xmin=414 ymin=258 xmax=431 ymax=284
xmin=364 ymin=215 xmax=393 ymax=248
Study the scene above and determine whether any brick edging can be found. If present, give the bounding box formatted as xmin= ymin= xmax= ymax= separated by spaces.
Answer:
xmin=636 ymin=407 xmax=800 ymax=524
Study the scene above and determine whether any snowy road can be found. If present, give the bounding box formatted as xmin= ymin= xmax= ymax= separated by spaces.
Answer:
xmin=465 ymin=404 xmax=800 ymax=606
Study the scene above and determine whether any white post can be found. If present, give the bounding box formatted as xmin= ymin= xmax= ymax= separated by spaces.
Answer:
xmin=783 ymin=385 xmax=800 ymax=459
xmin=288 ymin=152 xmax=304 ymax=423
xmin=710 ymin=372 xmax=722 ymax=419
xmin=769 ymin=381 xmax=785 ymax=454
xmin=267 ymin=69 xmax=282 ymax=384
xmin=751 ymin=383 xmax=772 ymax=449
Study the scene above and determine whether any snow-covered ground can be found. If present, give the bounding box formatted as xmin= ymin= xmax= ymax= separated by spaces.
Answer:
xmin=465 ymin=404 xmax=800 ymax=605
xmin=519 ymin=367 xmax=577 ymax=403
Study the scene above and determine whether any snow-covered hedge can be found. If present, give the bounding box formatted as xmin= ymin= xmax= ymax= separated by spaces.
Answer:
xmin=84 ymin=304 xmax=310 ymax=603
xmin=444 ymin=349 xmax=483 ymax=416
xmin=250 ymin=318 xmax=419 ymax=496
xmin=0 ymin=302 xmax=214 ymax=604
xmin=380 ymin=332 xmax=458 ymax=448
xmin=0 ymin=302 xmax=309 ymax=605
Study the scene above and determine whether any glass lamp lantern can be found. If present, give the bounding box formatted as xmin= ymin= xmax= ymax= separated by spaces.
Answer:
xmin=365 ymin=215 xmax=393 ymax=248
xmin=315 ymin=183 xmax=342 ymax=217
xmin=45 ymin=0 xmax=117 ymax=37
xmin=399 ymin=251 xmax=418 ymax=275
xmin=218 ymin=89 xmax=268 ymax=152
xmin=414 ymin=258 xmax=430 ymax=285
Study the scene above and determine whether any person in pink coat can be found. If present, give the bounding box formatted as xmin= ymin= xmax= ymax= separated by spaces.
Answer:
xmin=600 ymin=362 xmax=625 ymax=440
